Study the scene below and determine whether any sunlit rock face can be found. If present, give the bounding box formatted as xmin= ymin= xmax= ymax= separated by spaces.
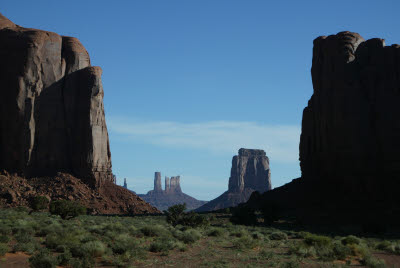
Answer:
xmin=196 ymin=148 xmax=271 ymax=212
xmin=0 ymin=12 xmax=112 ymax=187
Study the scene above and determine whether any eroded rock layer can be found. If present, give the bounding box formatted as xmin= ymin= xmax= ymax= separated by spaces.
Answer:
xmin=196 ymin=148 xmax=271 ymax=212
xmin=0 ymin=13 xmax=112 ymax=187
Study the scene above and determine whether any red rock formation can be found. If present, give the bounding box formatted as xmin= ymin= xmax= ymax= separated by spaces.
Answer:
xmin=0 ymin=13 xmax=111 ymax=187
xmin=0 ymin=13 xmax=159 ymax=214
xmin=246 ymin=32 xmax=400 ymax=228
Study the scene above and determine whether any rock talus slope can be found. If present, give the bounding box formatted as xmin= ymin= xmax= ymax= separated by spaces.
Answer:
xmin=247 ymin=32 xmax=400 ymax=227
xmin=196 ymin=148 xmax=271 ymax=212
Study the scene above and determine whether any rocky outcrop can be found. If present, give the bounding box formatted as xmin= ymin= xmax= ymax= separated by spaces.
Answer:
xmin=246 ymin=32 xmax=400 ymax=228
xmin=0 ymin=13 xmax=111 ymax=187
xmin=138 ymin=172 xmax=207 ymax=211
xmin=196 ymin=148 xmax=271 ymax=212
xmin=0 ymin=13 xmax=159 ymax=215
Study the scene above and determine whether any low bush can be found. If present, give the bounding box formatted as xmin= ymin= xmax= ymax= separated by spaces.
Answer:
xmin=140 ymin=225 xmax=167 ymax=237
xmin=49 ymin=200 xmax=86 ymax=220
xmin=178 ymin=229 xmax=201 ymax=244
xmin=29 ymin=249 xmax=58 ymax=268
xmin=360 ymin=254 xmax=386 ymax=268
xmin=30 ymin=196 xmax=49 ymax=211
xmin=57 ymin=250 xmax=73 ymax=266
xmin=82 ymin=240 xmax=106 ymax=258
xmin=149 ymin=238 xmax=175 ymax=253
xmin=232 ymin=235 xmax=259 ymax=250
xmin=166 ymin=204 xmax=209 ymax=227
xmin=341 ymin=235 xmax=361 ymax=245
xmin=207 ymin=227 xmax=225 ymax=237
xmin=304 ymin=234 xmax=332 ymax=247
xmin=13 ymin=241 xmax=40 ymax=254
xmin=0 ymin=243 xmax=9 ymax=256
xmin=0 ymin=235 xmax=10 ymax=243
xmin=269 ymin=231 xmax=288 ymax=240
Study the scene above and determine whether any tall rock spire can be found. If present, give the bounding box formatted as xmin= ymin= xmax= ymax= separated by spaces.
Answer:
xmin=154 ymin=172 xmax=162 ymax=192
xmin=165 ymin=176 xmax=170 ymax=192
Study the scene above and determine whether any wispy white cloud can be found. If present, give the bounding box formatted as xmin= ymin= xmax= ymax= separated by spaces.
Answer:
xmin=108 ymin=117 xmax=301 ymax=163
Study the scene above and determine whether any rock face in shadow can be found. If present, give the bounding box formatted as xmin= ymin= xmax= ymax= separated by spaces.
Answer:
xmin=246 ymin=32 xmax=400 ymax=228
xmin=0 ymin=13 xmax=112 ymax=187
xmin=196 ymin=148 xmax=271 ymax=212
xmin=0 ymin=13 xmax=159 ymax=214
xmin=138 ymin=172 xmax=207 ymax=211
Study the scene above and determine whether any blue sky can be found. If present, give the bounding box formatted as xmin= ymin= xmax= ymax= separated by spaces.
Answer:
xmin=2 ymin=1 xmax=399 ymax=200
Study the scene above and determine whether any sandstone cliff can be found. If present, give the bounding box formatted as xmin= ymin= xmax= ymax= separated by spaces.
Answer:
xmin=0 ymin=13 xmax=111 ymax=187
xmin=196 ymin=148 xmax=271 ymax=212
xmin=0 ymin=13 xmax=159 ymax=214
xmin=138 ymin=172 xmax=207 ymax=211
xmin=246 ymin=32 xmax=400 ymax=228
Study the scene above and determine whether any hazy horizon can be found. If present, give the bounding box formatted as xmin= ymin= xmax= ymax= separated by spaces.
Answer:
xmin=2 ymin=0 xmax=399 ymax=201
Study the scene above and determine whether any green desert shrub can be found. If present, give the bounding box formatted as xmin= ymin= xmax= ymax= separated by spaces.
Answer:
xmin=290 ymin=234 xmax=352 ymax=261
xmin=252 ymin=232 xmax=264 ymax=240
xmin=233 ymin=235 xmax=259 ymax=250
xmin=304 ymin=234 xmax=332 ymax=247
xmin=0 ymin=243 xmax=9 ymax=256
xmin=81 ymin=240 xmax=106 ymax=258
xmin=49 ymin=200 xmax=86 ymax=220
xmin=166 ymin=203 xmax=209 ymax=227
xmin=341 ymin=235 xmax=361 ymax=245
xmin=207 ymin=227 xmax=225 ymax=237
xmin=140 ymin=225 xmax=167 ymax=237
xmin=149 ymin=238 xmax=175 ymax=253
xmin=360 ymin=254 xmax=386 ymax=268
xmin=269 ymin=231 xmax=288 ymax=240
xmin=57 ymin=250 xmax=73 ymax=266
xmin=230 ymin=206 xmax=257 ymax=226
xmin=30 ymin=196 xmax=49 ymax=211
xmin=0 ymin=235 xmax=10 ymax=243
xmin=111 ymin=235 xmax=142 ymax=255
xmin=178 ymin=229 xmax=202 ymax=244
xmin=29 ymin=249 xmax=58 ymax=268
xmin=13 ymin=241 xmax=40 ymax=254
xmin=166 ymin=203 xmax=186 ymax=226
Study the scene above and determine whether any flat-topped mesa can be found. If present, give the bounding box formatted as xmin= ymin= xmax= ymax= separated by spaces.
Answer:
xmin=229 ymin=148 xmax=271 ymax=193
xmin=170 ymin=176 xmax=182 ymax=193
xmin=153 ymin=172 xmax=162 ymax=192
xmin=0 ymin=12 xmax=112 ymax=187
xmin=195 ymin=148 xmax=271 ymax=212
xmin=300 ymin=31 xmax=400 ymax=181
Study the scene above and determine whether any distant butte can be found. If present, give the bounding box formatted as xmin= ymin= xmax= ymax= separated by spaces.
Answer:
xmin=137 ymin=172 xmax=207 ymax=211
xmin=196 ymin=148 xmax=271 ymax=212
